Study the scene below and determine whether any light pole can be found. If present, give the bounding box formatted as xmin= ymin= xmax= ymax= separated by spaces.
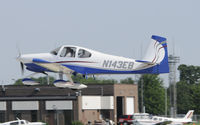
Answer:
xmin=52 ymin=105 xmax=59 ymax=125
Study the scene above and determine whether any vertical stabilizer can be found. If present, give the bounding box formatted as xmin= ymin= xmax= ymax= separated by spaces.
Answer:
xmin=184 ymin=110 xmax=194 ymax=119
xmin=139 ymin=35 xmax=169 ymax=74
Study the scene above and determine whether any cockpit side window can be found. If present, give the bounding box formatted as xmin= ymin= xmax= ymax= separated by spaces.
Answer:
xmin=60 ymin=47 xmax=76 ymax=57
xmin=78 ymin=49 xmax=91 ymax=58
xmin=21 ymin=121 xmax=25 ymax=124
xmin=50 ymin=47 xmax=61 ymax=55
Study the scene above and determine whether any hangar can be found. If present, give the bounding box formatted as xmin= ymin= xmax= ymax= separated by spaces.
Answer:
xmin=0 ymin=84 xmax=138 ymax=125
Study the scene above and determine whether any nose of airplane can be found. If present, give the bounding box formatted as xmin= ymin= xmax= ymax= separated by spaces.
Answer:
xmin=16 ymin=54 xmax=34 ymax=63
xmin=16 ymin=55 xmax=22 ymax=62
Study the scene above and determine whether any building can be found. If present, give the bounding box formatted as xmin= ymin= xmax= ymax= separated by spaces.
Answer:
xmin=0 ymin=84 xmax=138 ymax=125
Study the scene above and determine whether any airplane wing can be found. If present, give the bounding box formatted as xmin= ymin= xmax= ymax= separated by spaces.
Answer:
xmin=32 ymin=58 xmax=74 ymax=82
xmin=155 ymin=121 xmax=172 ymax=125
xmin=133 ymin=120 xmax=172 ymax=125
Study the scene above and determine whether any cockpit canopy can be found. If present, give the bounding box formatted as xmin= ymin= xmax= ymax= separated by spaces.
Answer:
xmin=9 ymin=120 xmax=29 ymax=125
xmin=50 ymin=46 xmax=92 ymax=58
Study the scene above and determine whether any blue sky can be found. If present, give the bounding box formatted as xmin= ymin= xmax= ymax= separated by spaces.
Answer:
xmin=0 ymin=0 xmax=199 ymax=85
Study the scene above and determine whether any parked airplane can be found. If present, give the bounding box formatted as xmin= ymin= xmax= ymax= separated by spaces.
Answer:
xmin=17 ymin=35 xmax=169 ymax=89
xmin=0 ymin=119 xmax=45 ymax=125
xmin=133 ymin=110 xmax=194 ymax=125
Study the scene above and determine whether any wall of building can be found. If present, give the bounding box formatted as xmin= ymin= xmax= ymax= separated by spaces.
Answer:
xmin=0 ymin=84 xmax=138 ymax=125
xmin=0 ymin=99 xmax=75 ymax=125
xmin=114 ymin=84 xmax=138 ymax=123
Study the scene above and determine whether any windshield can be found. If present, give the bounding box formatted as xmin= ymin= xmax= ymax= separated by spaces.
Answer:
xmin=50 ymin=47 xmax=61 ymax=55
xmin=60 ymin=47 xmax=76 ymax=57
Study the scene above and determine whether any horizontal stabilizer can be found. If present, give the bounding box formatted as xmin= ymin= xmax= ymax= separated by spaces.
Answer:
xmin=53 ymin=80 xmax=87 ymax=89
xmin=135 ymin=60 xmax=155 ymax=65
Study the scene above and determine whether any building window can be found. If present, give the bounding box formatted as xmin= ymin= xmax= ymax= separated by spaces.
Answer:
xmin=14 ymin=111 xmax=22 ymax=119
xmin=31 ymin=111 xmax=37 ymax=122
xmin=0 ymin=112 xmax=5 ymax=123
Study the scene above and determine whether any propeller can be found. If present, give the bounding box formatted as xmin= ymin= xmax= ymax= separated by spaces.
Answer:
xmin=16 ymin=43 xmax=24 ymax=75
xmin=20 ymin=62 xmax=24 ymax=75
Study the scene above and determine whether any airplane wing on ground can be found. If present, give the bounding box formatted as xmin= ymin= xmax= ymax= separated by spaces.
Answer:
xmin=155 ymin=121 xmax=172 ymax=125
xmin=133 ymin=120 xmax=172 ymax=125
xmin=32 ymin=58 xmax=74 ymax=82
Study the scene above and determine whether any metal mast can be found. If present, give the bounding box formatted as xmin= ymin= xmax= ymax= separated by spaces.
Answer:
xmin=168 ymin=54 xmax=180 ymax=117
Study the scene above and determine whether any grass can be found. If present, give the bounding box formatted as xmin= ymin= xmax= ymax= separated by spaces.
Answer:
xmin=185 ymin=122 xmax=200 ymax=125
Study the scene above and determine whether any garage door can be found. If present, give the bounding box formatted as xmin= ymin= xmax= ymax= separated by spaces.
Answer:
xmin=0 ymin=102 xmax=6 ymax=110
xmin=126 ymin=97 xmax=134 ymax=115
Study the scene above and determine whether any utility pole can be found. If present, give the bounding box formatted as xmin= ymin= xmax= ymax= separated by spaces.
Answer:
xmin=141 ymin=78 xmax=144 ymax=113
xmin=165 ymin=87 xmax=167 ymax=116
xmin=168 ymin=54 xmax=180 ymax=117
xmin=135 ymin=74 xmax=144 ymax=113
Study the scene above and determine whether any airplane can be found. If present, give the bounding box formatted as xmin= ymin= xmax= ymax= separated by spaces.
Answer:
xmin=17 ymin=35 xmax=169 ymax=89
xmin=0 ymin=118 xmax=45 ymax=125
xmin=132 ymin=110 xmax=194 ymax=125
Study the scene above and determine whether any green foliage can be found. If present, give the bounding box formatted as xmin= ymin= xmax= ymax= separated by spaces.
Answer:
xmin=178 ymin=64 xmax=200 ymax=84
xmin=13 ymin=76 xmax=55 ymax=85
xmin=120 ymin=77 xmax=134 ymax=84
xmin=72 ymin=74 xmax=117 ymax=84
xmin=31 ymin=76 xmax=55 ymax=85
xmin=71 ymin=121 xmax=84 ymax=125
xmin=14 ymin=79 xmax=23 ymax=85
xmin=138 ymin=74 xmax=167 ymax=115
xmin=177 ymin=64 xmax=200 ymax=114
xmin=176 ymin=81 xmax=195 ymax=114
xmin=13 ymin=74 xmax=135 ymax=85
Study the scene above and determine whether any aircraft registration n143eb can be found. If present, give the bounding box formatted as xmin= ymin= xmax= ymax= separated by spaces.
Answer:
xmin=17 ymin=35 xmax=169 ymax=89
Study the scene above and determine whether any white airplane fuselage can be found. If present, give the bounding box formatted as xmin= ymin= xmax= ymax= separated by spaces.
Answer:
xmin=19 ymin=48 xmax=150 ymax=74
xmin=133 ymin=110 xmax=194 ymax=125
xmin=17 ymin=35 xmax=169 ymax=88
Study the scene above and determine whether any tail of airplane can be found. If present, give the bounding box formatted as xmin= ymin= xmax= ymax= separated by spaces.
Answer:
xmin=184 ymin=110 xmax=194 ymax=119
xmin=136 ymin=35 xmax=169 ymax=74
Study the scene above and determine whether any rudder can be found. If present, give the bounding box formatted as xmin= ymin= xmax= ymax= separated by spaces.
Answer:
xmin=142 ymin=35 xmax=169 ymax=74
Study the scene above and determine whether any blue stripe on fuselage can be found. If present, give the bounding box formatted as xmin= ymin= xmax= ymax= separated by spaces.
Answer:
xmin=25 ymin=63 xmax=164 ymax=74
xmin=62 ymin=64 xmax=164 ymax=74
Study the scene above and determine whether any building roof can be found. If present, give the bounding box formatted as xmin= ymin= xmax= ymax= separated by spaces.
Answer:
xmin=0 ymin=84 xmax=137 ymax=100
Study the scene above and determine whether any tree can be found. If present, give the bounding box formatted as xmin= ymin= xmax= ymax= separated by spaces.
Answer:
xmin=178 ymin=64 xmax=200 ymax=84
xmin=120 ymin=77 xmax=134 ymax=84
xmin=14 ymin=79 xmax=23 ymax=85
xmin=176 ymin=64 xmax=200 ymax=114
xmin=13 ymin=74 xmax=135 ymax=86
xmin=13 ymin=76 xmax=56 ymax=85
xmin=72 ymin=74 xmax=117 ymax=84
xmin=71 ymin=121 xmax=84 ymax=125
xmin=176 ymin=81 xmax=195 ymax=114
xmin=138 ymin=74 xmax=166 ymax=115
xmin=192 ymin=84 xmax=200 ymax=114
